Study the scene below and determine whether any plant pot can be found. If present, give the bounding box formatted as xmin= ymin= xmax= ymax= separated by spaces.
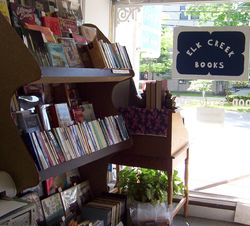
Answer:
xmin=129 ymin=201 xmax=170 ymax=225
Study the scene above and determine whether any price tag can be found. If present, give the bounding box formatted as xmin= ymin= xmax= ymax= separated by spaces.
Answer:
xmin=112 ymin=69 xmax=130 ymax=74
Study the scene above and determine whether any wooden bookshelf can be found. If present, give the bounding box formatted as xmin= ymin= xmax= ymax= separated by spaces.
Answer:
xmin=32 ymin=67 xmax=134 ymax=84
xmin=39 ymin=138 xmax=133 ymax=181
xmin=0 ymin=10 xmax=189 ymax=224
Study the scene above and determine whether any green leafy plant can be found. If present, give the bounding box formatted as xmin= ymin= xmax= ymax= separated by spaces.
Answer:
xmin=118 ymin=167 xmax=184 ymax=204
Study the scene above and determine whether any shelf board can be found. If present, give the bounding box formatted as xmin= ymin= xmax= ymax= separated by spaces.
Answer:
xmin=39 ymin=138 xmax=133 ymax=181
xmin=32 ymin=67 xmax=134 ymax=84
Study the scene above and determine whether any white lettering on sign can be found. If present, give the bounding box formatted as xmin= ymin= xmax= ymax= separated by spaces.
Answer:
xmin=186 ymin=42 xmax=202 ymax=56
xmin=195 ymin=61 xmax=224 ymax=69
xmin=186 ymin=39 xmax=235 ymax=58
xmin=207 ymin=39 xmax=235 ymax=58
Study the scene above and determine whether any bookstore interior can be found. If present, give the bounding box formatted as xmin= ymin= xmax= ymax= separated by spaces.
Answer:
xmin=0 ymin=0 xmax=189 ymax=225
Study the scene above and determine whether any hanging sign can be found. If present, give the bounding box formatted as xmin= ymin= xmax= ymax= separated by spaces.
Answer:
xmin=172 ymin=26 xmax=250 ymax=80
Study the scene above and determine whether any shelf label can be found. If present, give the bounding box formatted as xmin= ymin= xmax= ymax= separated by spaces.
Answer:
xmin=112 ymin=69 xmax=130 ymax=74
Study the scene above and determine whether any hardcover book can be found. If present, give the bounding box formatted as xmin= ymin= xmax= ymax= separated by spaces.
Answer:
xmin=42 ymin=16 xmax=62 ymax=36
xmin=59 ymin=17 xmax=79 ymax=36
xmin=46 ymin=43 xmax=69 ymax=67
xmin=9 ymin=2 xmax=36 ymax=25
xmin=58 ymin=37 xmax=83 ymax=67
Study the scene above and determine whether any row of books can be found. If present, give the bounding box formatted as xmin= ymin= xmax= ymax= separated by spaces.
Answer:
xmin=23 ymin=115 xmax=129 ymax=171
xmin=144 ymin=80 xmax=168 ymax=110
xmin=97 ymin=39 xmax=132 ymax=69
xmin=0 ymin=0 xmax=133 ymax=69
xmin=23 ymin=178 xmax=126 ymax=226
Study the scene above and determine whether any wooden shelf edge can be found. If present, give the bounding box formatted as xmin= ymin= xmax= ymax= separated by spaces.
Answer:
xmin=39 ymin=138 xmax=133 ymax=181
xmin=31 ymin=67 xmax=134 ymax=84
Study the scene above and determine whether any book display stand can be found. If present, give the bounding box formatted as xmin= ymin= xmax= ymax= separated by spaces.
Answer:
xmin=0 ymin=11 xmax=189 ymax=225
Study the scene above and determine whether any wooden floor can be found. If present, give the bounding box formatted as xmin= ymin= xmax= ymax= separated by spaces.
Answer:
xmin=173 ymin=216 xmax=244 ymax=226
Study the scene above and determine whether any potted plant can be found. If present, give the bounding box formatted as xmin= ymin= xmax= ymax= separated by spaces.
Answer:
xmin=118 ymin=167 xmax=184 ymax=225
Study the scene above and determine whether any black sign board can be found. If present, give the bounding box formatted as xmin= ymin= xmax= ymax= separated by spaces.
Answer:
xmin=172 ymin=27 xmax=249 ymax=81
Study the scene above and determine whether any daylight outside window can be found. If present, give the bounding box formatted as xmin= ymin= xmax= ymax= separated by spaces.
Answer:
xmin=114 ymin=1 xmax=250 ymax=205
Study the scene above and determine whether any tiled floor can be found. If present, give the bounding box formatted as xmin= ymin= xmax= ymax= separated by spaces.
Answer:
xmin=173 ymin=216 xmax=244 ymax=226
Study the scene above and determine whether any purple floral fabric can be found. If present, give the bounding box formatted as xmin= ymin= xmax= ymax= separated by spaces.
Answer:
xmin=119 ymin=107 xmax=171 ymax=136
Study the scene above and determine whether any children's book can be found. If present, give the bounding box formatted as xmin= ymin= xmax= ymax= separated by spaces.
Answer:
xmin=46 ymin=43 xmax=69 ymax=67
xmin=58 ymin=37 xmax=83 ymax=67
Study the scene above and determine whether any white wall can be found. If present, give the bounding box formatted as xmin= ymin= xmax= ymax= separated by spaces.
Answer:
xmin=84 ymin=0 xmax=111 ymax=39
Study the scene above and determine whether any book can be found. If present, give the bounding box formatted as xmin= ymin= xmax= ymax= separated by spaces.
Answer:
xmin=58 ymin=37 xmax=83 ymax=67
xmin=87 ymin=199 xmax=116 ymax=226
xmin=59 ymin=18 xmax=78 ymax=37
xmin=41 ymin=193 xmax=64 ymax=226
xmin=81 ymin=205 xmax=112 ymax=226
xmin=80 ymin=102 xmax=96 ymax=122
xmin=150 ymin=81 xmax=156 ymax=109
xmin=9 ymin=2 xmax=36 ymax=25
xmin=49 ymin=103 xmax=73 ymax=128
xmin=46 ymin=43 xmax=69 ymax=67
xmin=76 ymin=180 xmax=93 ymax=209
xmin=42 ymin=16 xmax=62 ymax=36
xmin=35 ymin=131 xmax=54 ymax=167
xmin=15 ymin=112 xmax=42 ymax=133
xmin=0 ymin=0 xmax=11 ymax=24
xmin=46 ymin=130 xmax=66 ymax=163
xmin=60 ymin=185 xmax=79 ymax=216
xmin=71 ymin=107 xmax=84 ymax=123
xmin=24 ymin=23 xmax=57 ymax=43
xmin=21 ymin=132 xmax=43 ymax=170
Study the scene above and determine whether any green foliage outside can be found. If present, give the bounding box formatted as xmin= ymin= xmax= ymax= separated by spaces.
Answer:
xmin=188 ymin=80 xmax=212 ymax=105
xmin=140 ymin=28 xmax=172 ymax=77
xmin=118 ymin=167 xmax=184 ymax=204
xmin=186 ymin=2 xmax=250 ymax=26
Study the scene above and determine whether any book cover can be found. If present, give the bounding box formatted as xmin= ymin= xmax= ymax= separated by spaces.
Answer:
xmin=76 ymin=180 xmax=93 ymax=209
xmin=9 ymin=2 xmax=36 ymax=25
xmin=71 ymin=107 xmax=84 ymax=123
xmin=58 ymin=37 xmax=83 ymax=67
xmin=46 ymin=43 xmax=69 ymax=67
xmin=80 ymin=102 xmax=96 ymax=122
xmin=59 ymin=18 xmax=78 ymax=36
xmin=81 ymin=205 xmax=112 ymax=226
xmin=0 ymin=0 xmax=11 ymax=24
xmin=60 ymin=185 xmax=79 ymax=215
xmin=25 ymin=23 xmax=57 ymax=43
xmin=54 ymin=103 xmax=73 ymax=127
xmin=42 ymin=16 xmax=62 ymax=36
xmin=41 ymin=193 xmax=64 ymax=225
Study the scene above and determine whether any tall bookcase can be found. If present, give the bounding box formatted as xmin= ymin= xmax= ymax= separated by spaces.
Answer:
xmin=0 ymin=12 xmax=189 ymax=224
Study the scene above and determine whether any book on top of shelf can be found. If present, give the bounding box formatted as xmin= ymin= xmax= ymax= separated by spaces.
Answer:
xmin=42 ymin=16 xmax=62 ymax=36
xmin=54 ymin=103 xmax=73 ymax=127
xmin=58 ymin=37 xmax=83 ymax=67
xmin=0 ymin=0 xmax=11 ymax=24
xmin=80 ymin=102 xmax=96 ymax=122
xmin=59 ymin=17 xmax=78 ymax=37
xmin=46 ymin=43 xmax=69 ymax=67
xmin=25 ymin=22 xmax=57 ymax=43
xmin=71 ymin=107 xmax=84 ymax=123
xmin=9 ymin=2 xmax=36 ymax=25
